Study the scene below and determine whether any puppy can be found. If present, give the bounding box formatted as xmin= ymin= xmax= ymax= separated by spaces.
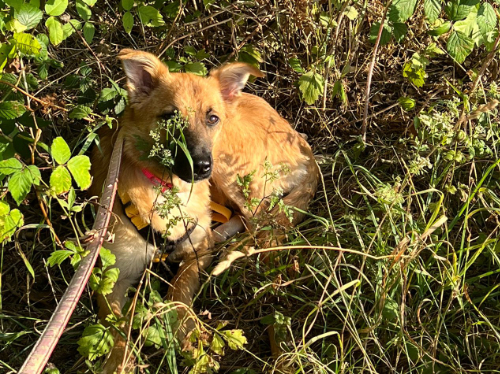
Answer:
xmin=90 ymin=49 xmax=318 ymax=373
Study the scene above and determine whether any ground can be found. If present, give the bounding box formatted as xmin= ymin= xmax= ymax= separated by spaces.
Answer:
xmin=1 ymin=1 xmax=500 ymax=374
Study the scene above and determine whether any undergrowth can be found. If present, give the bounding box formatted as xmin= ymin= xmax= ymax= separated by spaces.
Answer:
xmin=1 ymin=1 xmax=500 ymax=374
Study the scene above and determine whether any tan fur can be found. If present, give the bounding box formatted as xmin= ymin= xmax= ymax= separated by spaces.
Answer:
xmin=90 ymin=49 xmax=318 ymax=373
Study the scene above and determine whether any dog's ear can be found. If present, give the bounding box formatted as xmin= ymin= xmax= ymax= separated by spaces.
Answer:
xmin=118 ymin=49 xmax=168 ymax=103
xmin=211 ymin=63 xmax=264 ymax=101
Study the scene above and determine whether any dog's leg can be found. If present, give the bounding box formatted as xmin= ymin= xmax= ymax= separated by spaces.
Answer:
xmin=167 ymin=250 xmax=213 ymax=344
xmin=213 ymin=215 xmax=245 ymax=243
xmin=99 ymin=209 xmax=156 ymax=374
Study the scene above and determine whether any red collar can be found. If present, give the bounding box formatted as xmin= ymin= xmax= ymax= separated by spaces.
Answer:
xmin=142 ymin=168 xmax=173 ymax=192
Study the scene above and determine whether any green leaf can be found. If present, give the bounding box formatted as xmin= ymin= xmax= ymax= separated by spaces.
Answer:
xmin=444 ymin=0 xmax=479 ymax=21
xmin=122 ymin=11 xmax=134 ymax=33
xmin=428 ymin=21 xmax=452 ymax=36
xmin=144 ymin=325 xmax=162 ymax=348
xmin=51 ymin=137 xmax=71 ymax=164
xmin=289 ymin=58 xmax=305 ymax=73
xmin=369 ymin=22 xmax=392 ymax=45
xmin=398 ymin=96 xmax=416 ymax=110
xmin=238 ymin=44 xmax=262 ymax=67
xmin=76 ymin=0 xmax=91 ymax=21
xmin=77 ymin=324 xmax=114 ymax=360
xmin=344 ymin=6 xmax=359 ymax=20
xmin=447 ymin=30 xmax=474 ymax=63
xmin=221 ymin=329 xmax=247 ymax=350
xmin=62 ymin=19 xmax=81 ymax=40
xmin=67 ymin=155 xmax=91 ymax=189
xmin=25 ymin=165 xmax=41 ymax=186
xmin=69 ymin=105 xmax=92 ymax=119
xmin=393 ymin=23 xmax=408 ymax=42
xmin=184 ymin=62 xmax=207 ymax=76
xmin=99 ymin=247 xmax=116 ymax=268
xmin=298 ymin=71 xmax=325 ymax=105
xmin=13 ymin=33 xmax=41 ymax=55
xmin=4 ymin=0 xmax=23 ymax=12
xmin=138 ymin=5 xmax=164 ymax=27
xmin=0 ymin=206 xmax=24 ymax=242
xmin=424 ymin=0 xmax=441 ymax=23
xmin=16 ymin=3 xmax=43 ymax=30
xmin=403 ymin=62 xmax=426 ymax=87
xmin=45 ymin=0 xmax=68 ymax=16
xmin=82 ymin=0 xmax=97 ymax=6
xmin=122 ymin=0 xmax=134 ymax=11
xmin=47 ymin=249 xmax=73 ymax=266
xmin=9 ymin=168 xmax=33 ymax=205
xmin=388 ymin=0 xmax=418 ymax=22
xmin=0 ymin=101 xmax=26 ymax=119
xmin=46 ymin=17 xmax=64 ymax=46
xmin=99 ymin=87 xmax=118 ymax=102
xmin=83 ymin=22 xmax=95 ymax=44
xmin=50 ymin=165 xmax=71 ymax=194
xmin=211 ymin=333 xmax=225 ymax=355
xmin=477 ymin=2 xmax=497 ymax=36
xmin=423 ymin=42 xmax=445 ymax=57
xmin=0 ymin=158 xmax=22 ymax=175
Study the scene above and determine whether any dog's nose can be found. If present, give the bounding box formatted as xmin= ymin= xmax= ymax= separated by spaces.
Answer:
xmin=195 ymin=159 xmax=211 ymax=176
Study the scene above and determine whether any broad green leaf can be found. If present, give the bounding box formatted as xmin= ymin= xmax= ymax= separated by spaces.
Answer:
xmin=185 ymin=62 xmax=207 ymax=76
xmin=16 ymin=3 xmax=43 ymax=30
xmin=77 ymin=324 xmax=114 ymax=360
xmin=83 ymin=22 xmax=95 ymax=43
xmin=47 ymin=249 xmax=73 ymax=266
xmin=221 ymin=329 xmax=247 ymax=350
xmin=69 ymin=105 xmax=92 ymax=119
xmin=238 ymin=44 xmax=262 ymax=67
xmin=67 ymin=155 xmax=91 ymax=189
xmin=9 ymin=168 xmax=33 ymax=205
xmin=45 ymin=0 xmax=68 ymax=16
xmin=99 ymin=247 xmax=116 ymax=268
xmin=289 ymin=58 xmax=305 ymax=73
xmin=0 ymin=101 xmax=26 ymax=119
xmin=0 ymin=207 xmax=24 ymax=242
xmin=62 ymin=19 xmax=81 ymax=40
xmin=165 ymin=60 xmax=182 ymax=72
xmin=0 ymin=158 xmax=22 ymax=175
xmin=298 ymin=71 xmax=324 ymax=105
xmin=76 ymin=0 xmax=91 ymax=21
xmin=447 ymin=31 xmax=474 ymax=63
xmin=25 ymin=165 xmax=41 ymax=185
xmin=477 ymin=2 xmax=497 ymax=36
xmin=51 ymin=137 xmax=71 ymax=164
xmin=122 ymin=11 xmax=134 ymax=33
xmin=138 ymin=5 xmax=164 ymax=27
xmin=344 ymin=6 xmax=358 ymax=20
xmin=50 ymin=165 xmax=71 ymax=194
xmin=13 ymin=33 xmax=41 ymax=55
xmin=423 ymin=42 xmax=445 ymax=57
xmin=99 ymin=87 xmax=118 ymax=102
xmin=0 ymin=44 xmax=16 ymax=73
xmin=46 ymin=17 xmax=64 ymax=46
xmin=144 ymin=325 xmax=162 ymax=347
xmin=82 ymin=0 xmax=97 ymax=5
xmin=403 ymin=62 xmax=426 ymax=87
xmin=369 ymin=22 xmax=392 ymax=45
xmin=114 ymin=98 xmax=126 ymax=115
xmin=211 ymin=333 xmax=225 ymax=355
xmin=428 ymin=21 xmax=452 ymax=36
xmin=454 ymin=9 xmax=479 ymax=38
xmin=388 ymin=0 xmax=418 ymax=22
xmin=444 ymin=0 xmax=479 ymax=21
xmin=4 ymin=0 xmax=23 ymax=12
xmin=398 ymin=97 xmax=416 ymax=110
xmin=122 ymin=0 xmax=134 ymax=11
xmin=424 ymin=0 xmax=441 ymax=23
xmin=393 ymin=23 xmax=408 ymax=42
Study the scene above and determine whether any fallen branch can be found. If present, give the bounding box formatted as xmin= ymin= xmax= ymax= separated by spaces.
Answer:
xmin=19 ymin=132 xmax=124 ymax=374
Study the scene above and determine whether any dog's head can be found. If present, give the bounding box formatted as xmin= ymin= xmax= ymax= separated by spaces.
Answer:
xmin=118 ymin=49 xmax=263 ymax=182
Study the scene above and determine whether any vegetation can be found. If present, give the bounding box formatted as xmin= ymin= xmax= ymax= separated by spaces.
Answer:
xmin=1 ymin=0 xmax=500 ymax=373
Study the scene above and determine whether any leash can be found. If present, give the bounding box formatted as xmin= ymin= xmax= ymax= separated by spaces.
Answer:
xmin=19 ymin=132 xmax=124 ymax=374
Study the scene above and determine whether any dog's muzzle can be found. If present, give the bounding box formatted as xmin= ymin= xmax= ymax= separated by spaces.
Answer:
xmin=173 ymin=152 xmax=212 ymax=182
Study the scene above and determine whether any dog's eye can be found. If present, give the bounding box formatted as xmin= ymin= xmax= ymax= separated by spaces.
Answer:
xmin=207 ymin=114 xmax=220 ymax=126
xmin=206 ymin=114 xmax=219 ymax=126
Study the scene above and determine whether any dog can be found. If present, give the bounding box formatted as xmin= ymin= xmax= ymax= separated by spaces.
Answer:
xmin=89 ymin=49 xmax=318 ymax=373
